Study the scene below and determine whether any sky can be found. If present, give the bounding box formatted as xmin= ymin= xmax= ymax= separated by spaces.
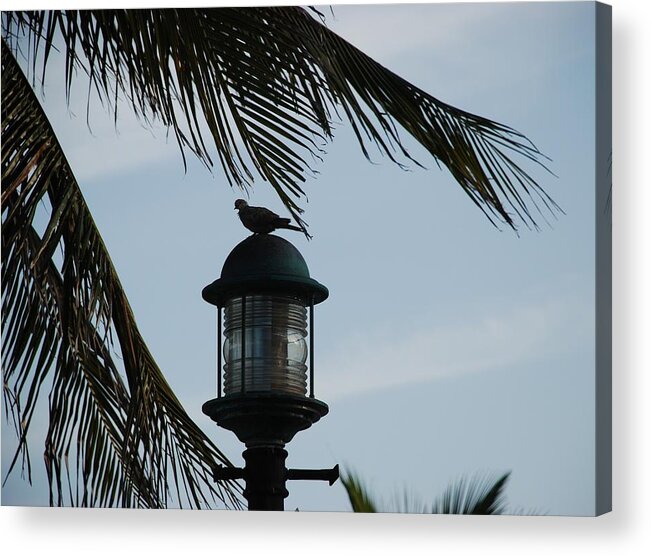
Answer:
xmin=2 ymin=2 xmax=603 ymax=515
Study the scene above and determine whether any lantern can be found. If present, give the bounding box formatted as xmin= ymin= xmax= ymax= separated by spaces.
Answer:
xmin=202 ymin=234 xmax=337 ymax=510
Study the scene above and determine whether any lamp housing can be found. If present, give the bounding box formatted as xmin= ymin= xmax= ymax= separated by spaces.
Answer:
xmin=202 ymin=234 xmax=329 ymax=446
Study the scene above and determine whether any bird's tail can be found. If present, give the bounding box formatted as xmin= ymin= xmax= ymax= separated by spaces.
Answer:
xmin=277 ymin=218 xmax=312 ymax=240
xmin=277 ymin=219 xmax=302 ymax=232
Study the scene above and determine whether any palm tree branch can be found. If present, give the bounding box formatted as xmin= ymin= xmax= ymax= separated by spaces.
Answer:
xmin=431 ymin=471 xmax=511 ymax=515
xmin=3 ymin=7 xmax=557 ymax=233
xmin=1 ymin=41 xmax=244 ymax=508
xmin=342 ymin=467 xmax=511 ymax=514
xmin=340 ymin=469 xmax=378 ymax=513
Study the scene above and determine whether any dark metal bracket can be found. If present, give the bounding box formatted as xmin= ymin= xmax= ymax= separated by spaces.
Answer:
xmin=287 ymin=464 xmax=339 ymax=486
xmin=213 ymin=463 xmax=339 ymax=486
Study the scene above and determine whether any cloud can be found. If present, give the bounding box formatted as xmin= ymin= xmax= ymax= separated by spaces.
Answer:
xmin=323 ymin=2 xmax=593 ymax=111
xmin=324 ymin=3 xmax=503 ymax=65
xmin=317 ymin=291 xmax=592 ymax=401
xmin=20 ymin=47 xmax=175 ymax=185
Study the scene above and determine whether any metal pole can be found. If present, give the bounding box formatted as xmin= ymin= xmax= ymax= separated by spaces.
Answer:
xmin=242 ymin=446 xmax=288 ymax=511
xmin=241 ymin=295 xmax=246 ymax=394
xmin=309 ymin=300 xmax=314 ymax=398
xmin=217 ymin=306 xmax=222 ymax=398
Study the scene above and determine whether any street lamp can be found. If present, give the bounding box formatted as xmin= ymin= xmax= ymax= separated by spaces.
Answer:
xmin=202 ymin=234 xmax=338 ymax=510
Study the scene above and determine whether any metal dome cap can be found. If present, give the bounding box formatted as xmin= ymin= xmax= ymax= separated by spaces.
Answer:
xmin=202 ymin=234 xmax=329 ymax=307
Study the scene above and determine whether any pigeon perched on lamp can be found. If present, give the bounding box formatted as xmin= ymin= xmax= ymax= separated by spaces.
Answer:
xmin=234 ymin=199 xmax=306 ymax=236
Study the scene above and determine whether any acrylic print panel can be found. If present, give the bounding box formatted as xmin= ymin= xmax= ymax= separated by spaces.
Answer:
xmin=1 ymin=2 xmax=611 ymax=515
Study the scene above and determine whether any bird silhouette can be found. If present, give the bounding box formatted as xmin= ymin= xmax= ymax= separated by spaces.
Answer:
xmin=234 ymin=199 xmax=303 ymax=235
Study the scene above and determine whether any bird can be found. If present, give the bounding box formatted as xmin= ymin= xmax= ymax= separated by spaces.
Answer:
xmin=234 ymin=199 xmax=305 ymax=235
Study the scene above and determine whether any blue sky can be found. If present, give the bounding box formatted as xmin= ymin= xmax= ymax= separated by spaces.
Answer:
xmin=2 ymin=2 xmax=603 ymax=515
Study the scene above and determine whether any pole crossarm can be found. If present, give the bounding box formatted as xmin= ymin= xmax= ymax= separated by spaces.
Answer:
xmin=212 ymin=464 xmax=245 ymax=481
xmin=287 ymin=464 xmax=339 ymax=486
xmin=212 ymin=463 xmax=339 ymax=486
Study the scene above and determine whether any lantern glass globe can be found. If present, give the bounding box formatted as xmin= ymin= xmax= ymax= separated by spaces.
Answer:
xmin=223 ymin=295 xmax=308 ymax=396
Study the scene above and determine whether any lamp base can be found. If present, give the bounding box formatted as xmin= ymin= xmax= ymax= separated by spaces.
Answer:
xmin=202 ymin=392 xmax=328 ymax=446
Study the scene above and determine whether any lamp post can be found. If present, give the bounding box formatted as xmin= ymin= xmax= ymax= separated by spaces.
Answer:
xmin=202 ymin=234 xmax=338 ymax=511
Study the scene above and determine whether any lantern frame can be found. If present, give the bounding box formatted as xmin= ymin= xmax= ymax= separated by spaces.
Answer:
xmin=202 ymin=235 xmax=330 ymax=446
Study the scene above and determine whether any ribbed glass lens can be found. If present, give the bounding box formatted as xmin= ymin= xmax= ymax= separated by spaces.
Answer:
xmin=223 ymin=295 xmax=308 ymax=395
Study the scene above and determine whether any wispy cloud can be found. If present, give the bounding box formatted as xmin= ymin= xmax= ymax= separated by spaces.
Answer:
xmin=318 ymin=290 xmax=592 ymax=401
xmin=27 ymin=49 xmax=178 ymax=184
xmin=59 ymin=116 xmax=179 ymax=183
xmin=324 ymin=3 xmax=593 ymax=110
xmin=325 ymin=4 xmax=504 ymax=65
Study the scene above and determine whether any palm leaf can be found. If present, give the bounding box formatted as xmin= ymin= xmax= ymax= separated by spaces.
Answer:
xmin=340 ymin=470 xmax=378 ymax=513
xmin=3 ymin=7 xmax=558 ymax=233
xmin=1 ymin=41 xmax=244 ymax=508
xmin=342 ymin=468 xmax=511 ymax=514
xmin=431 ymin=472 xmax=510 ymax=515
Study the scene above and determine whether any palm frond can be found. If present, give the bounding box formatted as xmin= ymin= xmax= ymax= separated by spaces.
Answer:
xmin=1 ymin=41 xmax=244 ymax=508
xmin=340 ymin=469 xmax=378 ymax=513
xmin=3 ymin=7 xmax=558 ymax=232
xmin=342 ymin=468 xmax=511 ymax=514
xmin=431 ymin=471 xmax=511 ymax=515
